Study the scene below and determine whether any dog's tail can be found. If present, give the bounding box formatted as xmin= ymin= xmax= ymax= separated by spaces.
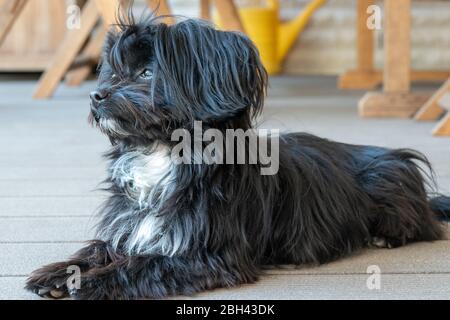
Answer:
xmin=430 ymin=196 xmax=450 ymax=221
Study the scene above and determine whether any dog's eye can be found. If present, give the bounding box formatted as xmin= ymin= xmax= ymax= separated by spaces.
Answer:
xmin=139 ymin=69 xmax=152 ymax=80
xmin=111 ymin=73 xmax=117 ymax=80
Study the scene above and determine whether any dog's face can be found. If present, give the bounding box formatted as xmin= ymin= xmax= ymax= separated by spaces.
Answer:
xmin=90 ymin=18 xmax=267 ymax=144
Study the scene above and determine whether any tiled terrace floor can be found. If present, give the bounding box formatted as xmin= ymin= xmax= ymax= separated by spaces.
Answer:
xmin=0 ymin=76 xmax=449 ymax=299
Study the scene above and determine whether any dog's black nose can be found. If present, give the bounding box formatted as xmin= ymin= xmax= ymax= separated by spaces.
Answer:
xmin=90 ymin=90 xmax=109 ymax=105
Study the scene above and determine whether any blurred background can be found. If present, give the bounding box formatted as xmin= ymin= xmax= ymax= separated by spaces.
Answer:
xmin=1 ymin=0 xmax=450 ymax=74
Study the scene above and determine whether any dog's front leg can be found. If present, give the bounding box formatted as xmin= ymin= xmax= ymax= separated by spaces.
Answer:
xmin=71 ymin=253 xmax=259 ymax=300
xmin=25 ymin=240 xmax=121 ymax=299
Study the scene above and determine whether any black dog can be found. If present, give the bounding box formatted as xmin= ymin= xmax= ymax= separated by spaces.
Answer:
xmin=26 ymin=15 xmax=450 ymax=299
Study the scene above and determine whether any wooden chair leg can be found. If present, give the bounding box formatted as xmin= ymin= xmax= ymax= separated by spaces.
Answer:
xmin=432 ymin=113 xmax=450 ymax=136
xmin=66 ymin=0 xmax=128 ymax=88
xmin=63 ymin=0 xmax=178 ymax=90
xmin=339 ymin=0 xmax=379 ymax=89
xmin=383 ymin=0 xmax=411 ymax=94
xmin=200 ymin=0 xmax=211 ymax=21
xmin=33 ymin=0 xmax=100 ymax=99
xmin=67 ymin=0 xmax=174 ymax=87
xmin=145 ymin=0 xmax=174 ymax=24
xmin=414 ymin=78 xmax=450 ymax=121
xmin=358 ymin=0 xmax=427 ymax=118
xmin=213 ymin=0 xmax=244 ymax=32
xmin=0 ymin=0 xmax=28 ymax=45
xmin=94 ymin=0 xmax=125 ymax=27
xmin=65 ymin=24 xmax=108 ymax=87
xmin=432 ymin=93 xmax=450 ymax=136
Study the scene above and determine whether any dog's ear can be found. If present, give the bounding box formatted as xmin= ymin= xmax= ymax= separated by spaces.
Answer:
xmin=220 ymin=30 xmax=268 ymax=121
xmin=152 ymin=20 xmax=268 ymax=123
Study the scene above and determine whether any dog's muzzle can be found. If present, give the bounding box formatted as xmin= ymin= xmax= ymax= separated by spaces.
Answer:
xmin=90 ymin=90 xmax=109 ymax=122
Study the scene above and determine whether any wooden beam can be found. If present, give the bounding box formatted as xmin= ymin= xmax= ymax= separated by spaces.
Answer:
xmin=339 ymin=70 xmax=450 ymax=90
xmin=409 ymin=71 xmax=450 ymax=83
xmin=66 ymin=0 xmax=175 ymax=87
xmin=384 ymin=0 xmax=411 ymax=93
xmin=65 ymin=24 xmax=108 ymax=86
xmin=33 ymin=0 xmax=100 ymax=99
xmin=359 ymin=92 xmax=430 ymax=118
xmin=357 ymin=0 xmax=375 ymax=71
xmin=67 ymin=0 xmax=131 ymax=87
xmin=213 ymin=0 xmax=244 ymax=32
xmin=0 ymin=54 xmax=53 ymax=71
xmin=94 ymin=0 xmax=123 ymax=26
xmin=439 ymin=93 xmax=450 ymax=111
xmin=338 ymin=0 xmax=375 ymax=89
xmin=339 ymin=70 xmax=381 ymax=89
xmin=200 ymin=0 xmax=211 ymax=21
xmin=432 ymin=93 xmax=450 ymax=136
xmin=70 ymin=0 xmax=171 ymax=87
xmin=145 ymin=0 xmax=174 ymax=24
xmin=433 ymin=113 xmax=450 ymax=136
xmin=359 ymin=0 xmax=416 ymax=118
xmin=0 ymin=0 xmax=28 ymax=45
xmin=342 ymin=1 xmax=447 ymax=92
xmin=415 ymin=78 xmax=450 ymax=121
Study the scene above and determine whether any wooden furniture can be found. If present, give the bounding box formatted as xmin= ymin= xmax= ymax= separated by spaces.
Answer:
xmin=0 ymin=0 xmax=244 ymax=98
xmin=339 ymin=0 xmax=450 ymax=90
xmin=66 ymin=0 xmax=174 ymax=87
xmin=212 ymin=0 xmax=244 ymax=32
xmin=0 ymin=0 xmax=67 ymax=71
xmin=200 ymin=0 xmax=212 ymax=20
xmin=415 ymin=78 xmax=450 ymax=136
xmin=28 ymin=0 xmax=243 ymax=99
xmin=358 ymin=0 xmax=431 ymax=118
xmin=145 ymin=0 xmax=175 ymax=25
xmin=338 ymin=0 xmax=377 ymax=89
xmin=33 ymin=0 xmax=104 ymax=99
xmin=33 ymin=0 xmax=168 ymax=98
xmin=0 ymin=0 xmax=27 ymax=44
xmin=65 ymin=25 xmax=108 ymax=86
xmin=432 ymin=94 xmax=450 ymax=136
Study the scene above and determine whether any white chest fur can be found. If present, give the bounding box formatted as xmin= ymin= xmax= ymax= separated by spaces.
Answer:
xmin=110 ymin=145 xmax=173 ymax=207
xmin=107 ymin=145 xmax=178 ymax=256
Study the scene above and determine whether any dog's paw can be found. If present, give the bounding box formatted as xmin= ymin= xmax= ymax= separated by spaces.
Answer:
xmin=25 ymin=263 xmax=72 ymax=299
xmin=68 ymin=270 xmax=127 ymax=300
xmin=369 ymin=236 xmax=403 ymax=249
xmin=369 ymin=237 xmax=391 ymax=248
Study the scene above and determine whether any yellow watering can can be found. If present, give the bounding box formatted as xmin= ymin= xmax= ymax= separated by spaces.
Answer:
xmin=215 ymin=0 xmax=326 ymax=74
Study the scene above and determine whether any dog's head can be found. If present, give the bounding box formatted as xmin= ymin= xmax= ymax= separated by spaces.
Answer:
xmin=90 ymin=15 xmax=267 ymax=144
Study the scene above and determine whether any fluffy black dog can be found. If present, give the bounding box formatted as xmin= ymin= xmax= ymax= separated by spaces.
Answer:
xmin=26 ymin=15 xmax=450 ymax=299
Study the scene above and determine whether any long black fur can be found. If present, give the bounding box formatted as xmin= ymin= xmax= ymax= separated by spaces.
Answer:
xmin=26 ymin=14 xmax=449 ymax=299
